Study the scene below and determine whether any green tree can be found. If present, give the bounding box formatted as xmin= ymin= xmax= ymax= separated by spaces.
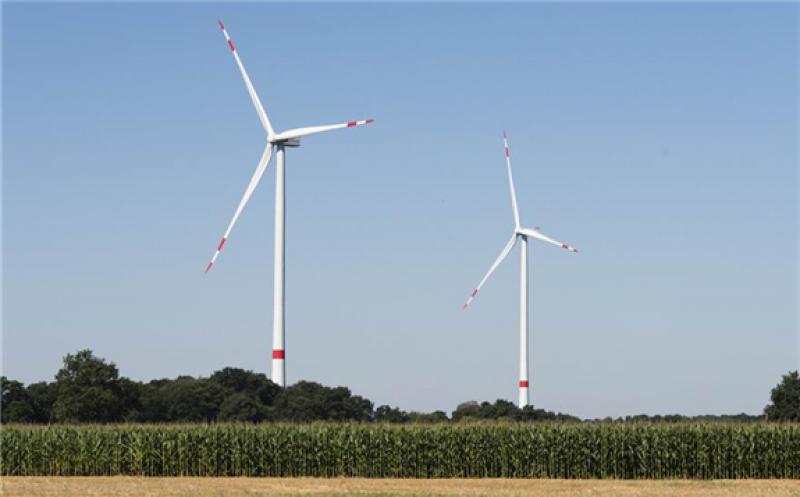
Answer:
xmin=218 ymin=392 xmax=270 ymax=422
xmin=408 ymin=410 xmax=449 ymax=423
xmin=26 ymin=382 xmax=57 ymax=423
xmin=210 ymin=367 xmax=280 ymax=405
xmin=375 ymin=405 xmax=410 ymax=423
xmin=50 ymin=350 xmax=128 ymax=422
xmin=160 ymin=377 xmax=230 ymax=422
xmin=1 ymin=377 xmax=35 ymax=423
xmin=273 ymin=381 xmax=374 ymax=421
xmin=765 ymin=370 xmax=800 ymax=421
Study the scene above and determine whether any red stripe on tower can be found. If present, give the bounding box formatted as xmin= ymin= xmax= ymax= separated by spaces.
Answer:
xmin=519 ymin=380 xmax=529 ymax=388
xmin=272 ymin=349 xmax=285 ymax=359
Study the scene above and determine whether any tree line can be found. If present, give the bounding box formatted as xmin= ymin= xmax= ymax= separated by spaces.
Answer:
xmin=1 ymin=350 xmax=797 ymax=423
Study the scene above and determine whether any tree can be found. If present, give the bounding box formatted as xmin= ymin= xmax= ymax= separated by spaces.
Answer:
xmin=375 ymin=405 xmax=410 ymax=423
xmin=126 ymin=381 xmax=169 ymax=422
xmin=25 ymin=382 xmax=57 ymax=423
xmin=50 ymin=350 xmax=127 ymax=422
xmin=272 ymin=381 xmax=374 ymax=421
xmin=451 ymin=401 xmax=482 ymax=421
xmin=160 ymin=377 xmax=230 ymax=422
xmin=210 ymin=367 xmax=280 ymax=406
xmin=765 ymin=371 xmax=800 ymax=421
xmin=408 ymin=410 xmax=448 ymax=423
xmin=2 ymin=377 xmax=34 ymax=423
xmin=452 ymin=400 xmax=520 ymax=421
xmin=218 ymin=392 xmax=270 ymax=422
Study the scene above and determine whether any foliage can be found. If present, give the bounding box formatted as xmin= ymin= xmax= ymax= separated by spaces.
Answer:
xmin=1 ymin=377 xmax=34 ymax=423
xmin=271 ymin=381 xmax=374 ymax=422
xmin=765 ymin=370 xmax=800 ymax=421
xmin=0 ymin=350 xmax=793 ymax=425
xmin=451 ymin=400 xmax=578 ymax=422
xmin=50 ymin=350 xmax=129 ymax=423
xmin=2 ymin=422 xmax=798 ymax=478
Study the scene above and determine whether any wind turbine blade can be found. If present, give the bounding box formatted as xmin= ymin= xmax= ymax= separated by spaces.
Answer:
xmin=272 ymin=119 xmax=374 ymax=141
xmin=518 ymin=227 xmax=578 ymax=253
xmin=503 ymin=132 xmax=521 ymax=228
xmin=205 ymin=144 xmax=274 ymax=273
xmin=218 ymin=19 xmax=275 ymax=137
xmin=462 ymin=234 xmax=518 ymax=309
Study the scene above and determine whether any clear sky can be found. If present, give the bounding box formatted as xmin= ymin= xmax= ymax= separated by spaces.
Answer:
xmin=3 ymin=2 xmax=797 ymax=419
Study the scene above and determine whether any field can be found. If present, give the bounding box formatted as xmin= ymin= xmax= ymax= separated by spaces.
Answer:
xmin=3 ymin=423 xmax=799 ymax=479
xmin=3 ymin=477 xmax=800 ymax=497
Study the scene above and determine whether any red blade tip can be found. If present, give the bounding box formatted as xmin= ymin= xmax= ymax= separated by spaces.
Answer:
xmin=366 ymin=118 xmax=374 ymax=124
xmin=217 ymin=19 xmax=225 ymax=30
xmin=205 ymin=262 xmax=214 ymax=273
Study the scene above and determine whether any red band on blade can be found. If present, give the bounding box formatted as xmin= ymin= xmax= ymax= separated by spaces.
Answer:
xmin=471 ymin=289 xmax=478 ymax=297
xmin=228 ymin=40 xmax=235 ymax=52
xmin=272 ymin=350 xmax=285 ymax=359
xmin=346 ymin=121 xmax=357 ymax=127
xmin=205 ymin=262 xmax=213 ymax=273
xmin=218 ymin=238 xmax=227 ymax=251
xmin=505 ymin=148 xmax=510 ymax=157
xmin=218 ymin=19 xmax=225 ymax=30
xmin=562 ymin=244 xmax=569 ymax=249
xmin=519 ymin=380 xmax=529 ymax=388
xmin=462 ymin=304 xmax=468 ymax=309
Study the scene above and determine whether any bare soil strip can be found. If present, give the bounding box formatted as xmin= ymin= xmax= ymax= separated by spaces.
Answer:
xmin=2 ymin=477 xmax=799 ymax=497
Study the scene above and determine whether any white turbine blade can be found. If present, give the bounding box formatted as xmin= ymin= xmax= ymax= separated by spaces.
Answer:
xmin=503 ymin=131 xmax=521 ymax=228
xmin=462 ymin=234 xmax=518 ymax=309
xmin=272 ymin=119 xmax=374 ymax=141
xmin=205 ymin=144 xmax=274 ymax=273
xmin=518 ymin=227 xmax=578 ymax=253
xmin=218 ymin=19 xmax=274 ymax=137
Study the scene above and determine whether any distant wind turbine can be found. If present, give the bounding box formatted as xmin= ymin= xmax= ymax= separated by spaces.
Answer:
xmin=462 ymin=132 xmax=578 ymax=408
xmin=205 ymin=20 xmax=374 ymax=387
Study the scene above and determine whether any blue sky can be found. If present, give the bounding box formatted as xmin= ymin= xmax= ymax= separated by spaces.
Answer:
xmin=3 ymin=3 xmax=797 ymax=418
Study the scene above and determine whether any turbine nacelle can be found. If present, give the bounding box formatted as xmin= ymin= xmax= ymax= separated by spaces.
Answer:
xmin=270 ymin=137 xmax=301 ymax=147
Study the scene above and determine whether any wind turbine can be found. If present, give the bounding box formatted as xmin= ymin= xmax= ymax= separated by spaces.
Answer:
xmin=462 ymin=132 xmax=578 ymax=408
xmin=205 ymin=20 xmax=373 ymax=387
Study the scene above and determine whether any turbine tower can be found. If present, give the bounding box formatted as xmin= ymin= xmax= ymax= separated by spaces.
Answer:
xmin=462 ymin=132 xmax=578 ymax=408
xmin=205 ymin=20 xmax=373 ymax=387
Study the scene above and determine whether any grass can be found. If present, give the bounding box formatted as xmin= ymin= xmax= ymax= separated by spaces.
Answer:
xmin=2 ymin=477 xmax=799 ymax=497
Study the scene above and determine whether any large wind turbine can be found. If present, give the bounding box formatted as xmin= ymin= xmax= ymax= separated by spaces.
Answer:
xmin=462 ymin=133 xmax=578 ymax=408
xmin=205 ymin=20 xmax=373 ymax=387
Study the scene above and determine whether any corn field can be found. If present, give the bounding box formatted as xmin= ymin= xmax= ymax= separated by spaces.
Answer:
xmin=2 ymin=423 xmax=798 ymax=478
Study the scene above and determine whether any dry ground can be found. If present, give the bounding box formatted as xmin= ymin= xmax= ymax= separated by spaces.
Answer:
xmin=2 ymin=477 xmax=799 ymax=497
